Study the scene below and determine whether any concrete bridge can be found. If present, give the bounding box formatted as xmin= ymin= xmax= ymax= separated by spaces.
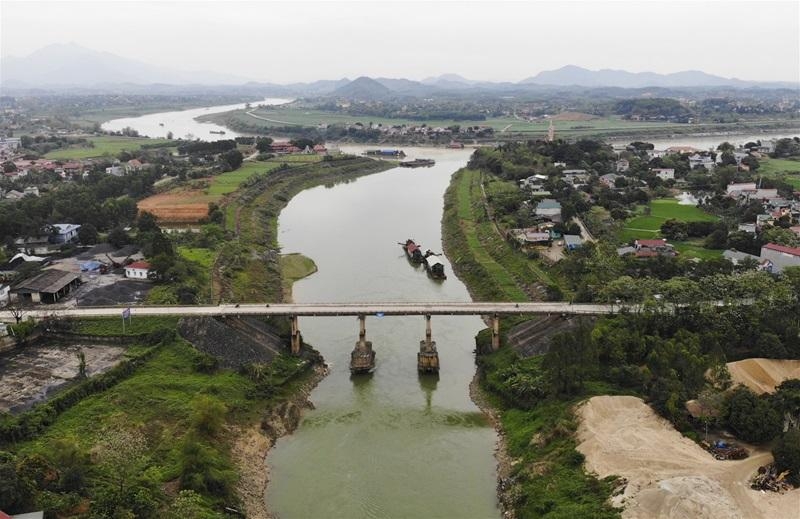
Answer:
xmin=0 ymin=300 xmax=718 ymax=372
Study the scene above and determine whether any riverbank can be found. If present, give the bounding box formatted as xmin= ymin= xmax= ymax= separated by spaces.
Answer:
xmin=441 ymin=164 xmax=621 ymax=517
xmin=279 ymin=253 xmax=318 ymax=303
xmin=217 ymin=155 xmax=393 ymax=303
xmin=231 ymin=362 xmax=329 ymax=519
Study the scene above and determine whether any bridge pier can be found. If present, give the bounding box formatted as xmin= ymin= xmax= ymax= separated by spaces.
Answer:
xmin=350 ymin=315 xmax=375 ymax=374
xmin=491 ymin=313 xmax=501 ymax=351
xmin=418 ymin=314 xmax=440 ymax=373
xmin=290 ymin=315 xmax=301 ymax=355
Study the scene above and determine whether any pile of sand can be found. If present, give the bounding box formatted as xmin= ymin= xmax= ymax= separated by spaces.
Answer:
xmin=727 ymin=358 xmax=800 ymax=394
xmin=576 ymin=395 xmax=799 ymax=519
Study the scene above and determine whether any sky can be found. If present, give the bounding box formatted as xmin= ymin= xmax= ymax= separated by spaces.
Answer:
xmin=1 ymin=0 xmax=799 ymax=83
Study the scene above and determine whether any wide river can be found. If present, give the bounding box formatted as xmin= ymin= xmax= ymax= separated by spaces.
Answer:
xmin=106 ymin=104 xmax=798 ymax=518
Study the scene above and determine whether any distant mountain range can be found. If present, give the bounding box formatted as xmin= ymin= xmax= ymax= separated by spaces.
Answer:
xmin=1 ymin=43 xmax=797 ymax=95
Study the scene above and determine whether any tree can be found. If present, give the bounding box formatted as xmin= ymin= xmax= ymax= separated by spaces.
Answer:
xmin=543 ymin=325 xmax=597 ymax=395
xmin=221 ymin=149 xmax=243 ymax=170
xmin=726 ymin=387 xmax=782 ymax=444
xmin=107 ymin=227 xmax=130 ymax=248
xmin=77 ymin=349 xmax=87 ymax=379
xmin=136 ymin=211 xmax=160 ymax=234
xmin=761 ymin=226 xmax=800 ymax=247
xmin=78 ymin=223 xmax=98 ymax=245
xmin=660 ymin=219 xmax=688 ymax=241
xmin=772 ymin=429 xmax=800 ymax=486
xmin=255 ymin=137 xmax=273 ymax=153
xmin=166 ymin=131 xmax=174 ymax=140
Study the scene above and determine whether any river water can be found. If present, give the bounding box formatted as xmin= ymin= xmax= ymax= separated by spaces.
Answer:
xmin=270 ymin=146 xmax=500 ymax=518
xmin=101 ymin=97 xmax=292 ymax=141
xmin=106 ymin=102 xmax=798 ymax=518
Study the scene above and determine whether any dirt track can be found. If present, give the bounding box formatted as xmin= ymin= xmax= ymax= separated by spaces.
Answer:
xmin=576 ymin=396 xmax=799 ymax=519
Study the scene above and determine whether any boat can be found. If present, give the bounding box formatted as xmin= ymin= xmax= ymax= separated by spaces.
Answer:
xmin=364 ymin=149 xmax=406 ymax=158
xmin=399 ymin=159 xmax=435 ymax=168
xmin=158 ymin=122 xmax=165 ymax=127
xmin=423 ymin=251 xmax=447 ymax=280
xmin=350 ymin=342 xmax=376 ymax=374
xmin=401 ymin=239 xmax=425 ymax=264
xmin=209 ymin=130 xmax=226 ymax=135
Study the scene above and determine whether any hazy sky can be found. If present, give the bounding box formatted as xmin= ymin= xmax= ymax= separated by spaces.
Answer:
xmin=2 ymin=0 xmax=799 ymax=83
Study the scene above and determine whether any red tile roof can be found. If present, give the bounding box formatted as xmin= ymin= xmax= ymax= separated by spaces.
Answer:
xmin=127 ymin=261 xmax=151 ymax=270
xmin=636 ymin=239 xmax=667 ymax=248
xmin=763 ymin=243 xmax=800 ymax=257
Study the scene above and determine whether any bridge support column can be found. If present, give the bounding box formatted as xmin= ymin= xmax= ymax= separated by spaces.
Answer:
xmin=290 ymin=315 xmax=301 ymax=355
xmin=491 ymin=314 xmax=501 ymax=351
xmin=418 ymin=314 xmax=439 ymax=373
xmin=350 ymin=315 xmax=375 ymax=374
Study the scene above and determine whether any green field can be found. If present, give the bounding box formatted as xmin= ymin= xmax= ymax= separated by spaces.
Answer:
xmin=178 ymin=246 xmax=215 ymax=269
xmin=207 ymin=161 xmax=281 ymax=196
xmin=207 ymin=107 xmax=680 ymax=136
xmin=758 ymin=157 xmax=800 ymax=189
xmin=621 ymin=198 xmax=718 ymax=242
xmin=44 ymin=136 xmax=173 ymax=160
xmin=280 ymin=253 xmax=318 ymax=299
xmin=672 ymin=241 xmax=723 ymax=260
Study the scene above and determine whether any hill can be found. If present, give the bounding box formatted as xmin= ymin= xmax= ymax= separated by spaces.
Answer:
xmin=521 ymin=65 xmax=795 ymax=88
xmin=331 ymin=76 xmax=394 ymax=100
xmin=1 ymin=42 xmax=251 ymax=87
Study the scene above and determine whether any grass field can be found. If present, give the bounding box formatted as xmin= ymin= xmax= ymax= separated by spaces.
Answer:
xmin=672 ymin=241 xmax=723 ymax=260
xmin=207 ymin=161 xmax=281 ymax=196
xmin=209 ymin=107 xmax=680 ymax=135
xmin=758 ymin=157 xmax=800 ymax=189
xmin=44 ymin=136 xmax=173 ymax=160
xmin=280 ymin=253 xmax=318 ymax=300
xmin=178 ymin=246 xmax=215 ymax=269
xmin=621 ymin=198 xmax=718 ymax=243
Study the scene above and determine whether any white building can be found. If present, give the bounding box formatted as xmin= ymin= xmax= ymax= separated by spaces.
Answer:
xmin=651 ymin=168 xmax=675 ymax=180
xmin=125 ymin=261 xmax=152 ymax=279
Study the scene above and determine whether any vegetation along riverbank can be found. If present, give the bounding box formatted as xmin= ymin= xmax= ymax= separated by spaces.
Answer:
xmin=442 ymin=136 xmax=800 ymax=518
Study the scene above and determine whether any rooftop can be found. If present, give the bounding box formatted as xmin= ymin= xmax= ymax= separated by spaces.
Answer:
xmin=12 ymin=269 xmax=80 ymax=294
xmin=762 ymin=243 xmax=800 ymax=257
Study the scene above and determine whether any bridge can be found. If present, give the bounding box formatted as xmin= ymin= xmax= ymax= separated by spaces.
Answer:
xmin=0 ymin=300 xmax=714 ymax=373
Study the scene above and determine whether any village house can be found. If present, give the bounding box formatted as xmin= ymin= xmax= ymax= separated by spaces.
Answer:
xmin=651 ymin=168 xmax=675 ymax=181
xmin=631 ymin=239 xmax=677 ymax=258
xmin=23 ymin=186 xmax=39 ymax=197
xmin=49 ymin=224 xmax=81 ymax=244
xmin=760 ymin=243 xmax=800 ymax=273
xmin=562 ymin=171 xmax=589 ymax=187
xmin=688 ymin=154 xmax=715 ymax=170
xmin=534 ymin=199 xmax=562 ymax=222
xmin=599 ymin=173 xmax=621 ymax=188
xmin=125 ymin=261 xmax=152 ymax=279
xmin=0 ymin=253 xmax=48 ymax=281
xmin=125 ymin=159 xmax=144 ymax=174
xmin=615 ymin=159 xmax=630 ymax=172
xmin=10 ymin=269 xmax=81 ymax=304
xmin=722 ymin=249 xmax=761 ymax=268
xmin=509 ymin=228 xmax=551 ymax=246
xmin=563 ymin=234 xmax=583 ymax=250
xmin=105 ymin=165 xmax=124 ymax=176
xmin=4 ymin=189 xmax=25 ymax=200
xmin=0 ymin=283 xmax=9 ymax=306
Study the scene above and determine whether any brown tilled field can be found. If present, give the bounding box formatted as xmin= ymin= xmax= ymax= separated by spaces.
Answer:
xmin=138 ymin=190 xmax=216 ymax=223
xmin=550 ymin=111 xmax=597 ymax=121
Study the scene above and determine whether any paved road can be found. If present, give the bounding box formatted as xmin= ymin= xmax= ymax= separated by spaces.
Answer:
xmin=0 ymin=302 xmax=629 ymax=321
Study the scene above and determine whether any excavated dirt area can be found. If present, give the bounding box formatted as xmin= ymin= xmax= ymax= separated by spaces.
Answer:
xmin=727 ymin=358 xmax=800 ymax=394
xmin=576 ymin=396 xmax=799 ymax=519
xmin=0 ymin=342 xmax=126 ymax=413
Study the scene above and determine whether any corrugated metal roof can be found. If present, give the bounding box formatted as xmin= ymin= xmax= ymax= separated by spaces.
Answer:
xmin=12 ymin=269 xmax=80 ymax=294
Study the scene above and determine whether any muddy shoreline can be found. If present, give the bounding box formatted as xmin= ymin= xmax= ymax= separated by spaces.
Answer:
xmin=231 ymin=362 xmax=329 ymax=519
xmin=469 ymin=371 xmax=516 ymax=519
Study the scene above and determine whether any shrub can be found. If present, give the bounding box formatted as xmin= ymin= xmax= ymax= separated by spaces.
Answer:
xmin=773 ymin=429 xmax=800 ymax=486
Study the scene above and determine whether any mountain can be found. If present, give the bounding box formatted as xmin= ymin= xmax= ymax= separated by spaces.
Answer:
xmin=519 ymin=65 xmax=792 ymax=88
xmin=1 ymin=42 xmax=252 ymax=87
xmin=330 ymin=76 xmax=393 ymax=100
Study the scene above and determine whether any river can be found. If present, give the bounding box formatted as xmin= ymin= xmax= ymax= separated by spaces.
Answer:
xmin=107 ymin=102 xmax=797 ymax=518
xmin=101 ymin=97 xmax=292 ymax=141
xmin=270 ymin=146 xmax=500 ymax=518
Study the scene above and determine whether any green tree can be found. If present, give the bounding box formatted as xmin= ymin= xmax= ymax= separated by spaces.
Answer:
xmin=77 ymin=223 xmax=98 ymax=245
xmin=726 ymin=387 xmax=782 ymax=444
xmin=761 ymin=226 xmax=800 ymax=247
xmin=543 ymin=325 xmax=597 ymax=395
xmin=772 ymin=429 xmax=800 ymax=486
xmin=107 ymin=227 xmax=131 ymax=248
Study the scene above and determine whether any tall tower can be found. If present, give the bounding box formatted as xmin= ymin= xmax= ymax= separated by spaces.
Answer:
xmin=546 ymin=120 xmax=555 ymax=142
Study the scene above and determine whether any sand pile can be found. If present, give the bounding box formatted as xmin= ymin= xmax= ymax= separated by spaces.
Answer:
xmin=576 ymin=395 xmax=799 ymax=519
xmin=727 ymin=358 xmax=800 ymax=394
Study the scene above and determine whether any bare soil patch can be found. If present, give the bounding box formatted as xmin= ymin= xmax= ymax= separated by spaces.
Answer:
xmin=137 ymin=190 xmax=216 ymax=223
xmin=726 ymin=358 xmax=800 ymax=394
xmin=576 ymin=395 xmax=799 ymax=519
xmin=0 ymin=343 xmax=126 ymax=413
xmin=550 ymin=111 xmax=597 ymax=121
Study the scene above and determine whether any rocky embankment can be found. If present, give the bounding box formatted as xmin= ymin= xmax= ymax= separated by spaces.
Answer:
xmin=177 ymin=316 xmax=288 ymax=369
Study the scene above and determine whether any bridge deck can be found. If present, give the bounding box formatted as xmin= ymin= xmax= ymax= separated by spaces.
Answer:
xmin=1 ymin=302 xmax=624 ymax=321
